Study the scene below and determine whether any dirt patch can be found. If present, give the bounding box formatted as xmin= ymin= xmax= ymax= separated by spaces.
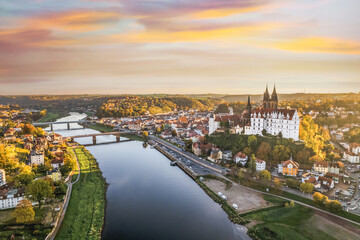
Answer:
xmin=245 ymin=220 xmax=263 ymax=229
xmin=0 ymin=209 xmax=15 ymax=224
xmin=204 ymin=179 xmax=267 ymax=213
xmin=306 ymin=212 xmax=360 ymax=240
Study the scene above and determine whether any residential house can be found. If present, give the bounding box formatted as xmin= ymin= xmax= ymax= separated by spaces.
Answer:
xmin=29 ymin=151 xmax=44 ymax=165
xmin=278 ymin=158 xmax=299 ymax=176
xmin=51 ymin=158 xmax=64 ymax=169
xmin=256 ymin=159 xmax=266 ymax=171
xmin=234 ymin=152 xmax=248 ymax=166
xmin=222 ymin=151 xmax=233 ymax=161
xmin=207 ymin=148 xmax=223 ymax=163
xmin=344 ymin=151 xmax=360 ymax=163
xmin=0 ymin=184 xmax=26 ymax=209
xmin=313 ymin=161 xmax=329 ymax=175
xmin=46 ymin=169 xmax=62 ymax=182
xmin=192 ymin=142 xmax=212 ymax=156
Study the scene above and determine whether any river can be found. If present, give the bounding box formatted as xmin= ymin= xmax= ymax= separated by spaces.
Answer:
xmin=47 ymin=112 xmax=250 ymax=240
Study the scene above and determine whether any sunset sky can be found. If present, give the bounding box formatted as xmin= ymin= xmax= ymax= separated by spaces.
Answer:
xmin=1 ymin=0 xmax=359 ymax=95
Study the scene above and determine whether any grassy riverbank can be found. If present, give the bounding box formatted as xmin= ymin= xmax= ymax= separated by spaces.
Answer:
xmin=227 ymin=175 xmax=360 ymax=224
xmin=56 ymin=147 xmax=106 ymax=240
xmin=243 ymin=195 xmax=359 ymax=240
xmin=36 ymin=111 xmax=69 ymax=123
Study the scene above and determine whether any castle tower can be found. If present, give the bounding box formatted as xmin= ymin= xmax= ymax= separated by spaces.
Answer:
xmin=209 ymin=112 xmax=216 ymax=134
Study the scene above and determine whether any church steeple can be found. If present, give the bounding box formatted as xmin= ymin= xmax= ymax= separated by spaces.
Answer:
xmin=246 ymin=95 xmax=252 ymax=123
xmin=263 ymin=85 xmax=270 ymax=108
xmin=271 ymin=85 xmax=278 ymax=101
xmin=270 ymin=85 xmax=278 ymax=109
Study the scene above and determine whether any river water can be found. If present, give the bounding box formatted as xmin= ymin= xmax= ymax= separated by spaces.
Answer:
xmin=48 ymin=112 xmax=249 ymax=240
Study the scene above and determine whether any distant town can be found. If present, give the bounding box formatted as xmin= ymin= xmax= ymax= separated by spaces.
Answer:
xmin=1 ymin=88 xmax=360 ymax=239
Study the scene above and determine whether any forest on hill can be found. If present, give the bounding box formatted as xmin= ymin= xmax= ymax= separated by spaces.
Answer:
xmin=96 ymin=96 xmax=222 ymax=117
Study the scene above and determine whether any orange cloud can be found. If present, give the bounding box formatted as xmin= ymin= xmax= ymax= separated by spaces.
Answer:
xmin=27 ymin=10 xmax=122 ymax=32
xmin=274 ymin=37 xmax=360 ymax=54
xmin=115 ymin=23 xmax=280 ymax=43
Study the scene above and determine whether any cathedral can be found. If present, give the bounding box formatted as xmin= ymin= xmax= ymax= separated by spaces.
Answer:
xmin=209 ymin=85 xmax=300 ymax=141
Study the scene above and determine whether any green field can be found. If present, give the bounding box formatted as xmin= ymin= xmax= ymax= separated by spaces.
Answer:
xmin=55 ymin=147 xmax=106 ymax=240
xmin=87 ymin=123 xmax=114 ymax=132
xmin=244 ymin=195 xmax=358 ymax=240
xmin=36 ymin=111 xmax=67 ymax=123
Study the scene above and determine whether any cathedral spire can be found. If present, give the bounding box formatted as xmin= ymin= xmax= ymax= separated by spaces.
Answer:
xmin=271 ymin=85 xmax=278 ymax=101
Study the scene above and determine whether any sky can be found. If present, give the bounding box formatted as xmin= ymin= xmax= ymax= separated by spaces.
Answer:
xmin=0 ymin=0 xmax=359 ymax=95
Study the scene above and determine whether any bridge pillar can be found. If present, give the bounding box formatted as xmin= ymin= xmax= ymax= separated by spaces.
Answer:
xmin=67 ymin=123 xmax=70 ymax=130
xmin=92 ymin=135 xmax=96 ymax=145
xmin=50 ymin=124 xmax=53 ymax=131
xmin=116 ymin=134 xmax=120 ymax=142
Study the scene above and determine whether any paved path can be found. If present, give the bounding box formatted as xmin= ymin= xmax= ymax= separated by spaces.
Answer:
xmin=47 ymin=148 xmax=81 ymax=240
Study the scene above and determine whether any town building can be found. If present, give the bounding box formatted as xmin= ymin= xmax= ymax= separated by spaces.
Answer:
xmin=344 ymin=152 xmax=360 ymax=163
xmin=246 ymin=86 xmax=300 ymax=141
xmin=46 ymin=169 xmax=62 ymax=182
xmin=0 ymin=169 xmax=6 ymax=186
xmin=278 ymin=158 xmax=299 ymax=176
xmin=255 ymin=159 xmax=266 ymax=171
xmin=0 ymin=184 xmax=26 ymax=209
xmin=234 ymin=152 xmax=248 ymax=166
xmin=29 ymin=150 xmax=44 ymax=165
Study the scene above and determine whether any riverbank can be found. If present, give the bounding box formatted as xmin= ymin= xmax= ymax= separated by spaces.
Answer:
xmin=36 ymin=111 xmax=69 ymax=123
xmin=55 ymin=147 xmax=106 ymax=240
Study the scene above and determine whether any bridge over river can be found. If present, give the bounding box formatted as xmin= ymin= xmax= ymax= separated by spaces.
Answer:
xmin=68 ymin=132 xmax=130 ymax=145
xmin=33 ymin=120 xmax=87 ymax=131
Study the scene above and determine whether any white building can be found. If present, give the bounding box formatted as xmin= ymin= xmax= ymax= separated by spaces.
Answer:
xmin=248 ymin=108 xmax=300 ymax=141
xmin=0 ymin=186 xmax=26 ymax=210
xmin=344 ymin=152 xmax=360 ymax=163
xmin=255 ymin=159 xmax=266 ymax=171
xmin=209 ymin=86 xmax=300 ymax=141
xmin=0 ymin=169 xmax=6 ymax=186
xmin=234 ymin=152 xmax=248 ymax=166
xmin=29 ymin=151 xmax=44 ymax=165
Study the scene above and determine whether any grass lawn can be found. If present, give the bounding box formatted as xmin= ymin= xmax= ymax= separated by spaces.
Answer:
xmin=55 ymin=147 xmax=106 ymax=240
xmin=36 ymin=111 xmax=67 ymax=123
xmin=87 ymin=123 xmax=114 ymax=133
xmin=243 ymin=194 xmax=356 ymax=240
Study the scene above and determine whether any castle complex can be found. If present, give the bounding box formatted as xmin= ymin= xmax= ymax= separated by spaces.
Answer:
xmin=209 ymin=85 xmax=300 ymax=141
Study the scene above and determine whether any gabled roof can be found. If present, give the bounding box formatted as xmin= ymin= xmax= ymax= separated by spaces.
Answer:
xmin=281 ymin=160 xmax=299 ymax=169
xmin=251 ymin=108 xmax=296 ymax=120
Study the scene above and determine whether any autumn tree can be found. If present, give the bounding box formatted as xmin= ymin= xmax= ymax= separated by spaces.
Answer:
xmin=26 ymin=179 xmax=54 ymax=208
xmin=259 ymin=170 xmax=271 ymax=181
xmin=142 ymin=131 xmax=149 ymax=138
xmin=300 ymin=182 xmax=314 ymax=193
xmin=328 ymin=200 xmax=342 ymax=212
xmin=247 ymin=135 xmax=258 ymax=151
xmin=13 ymin=199 xmax=35 ymax=223
xmin=256 ymin=142 xmax=271 ymax=161
xmin=274 ymin=178 xmax=283 ymax=193
xmin=171 ymin=129 xmax=177 ymax=137
xmin=313 ymin=192 xmax=329 ymax=207
xmin=271 ymin=145 xmax=290 ymax=164
xmin=248 ymin=154 xmax=256 ymax=174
